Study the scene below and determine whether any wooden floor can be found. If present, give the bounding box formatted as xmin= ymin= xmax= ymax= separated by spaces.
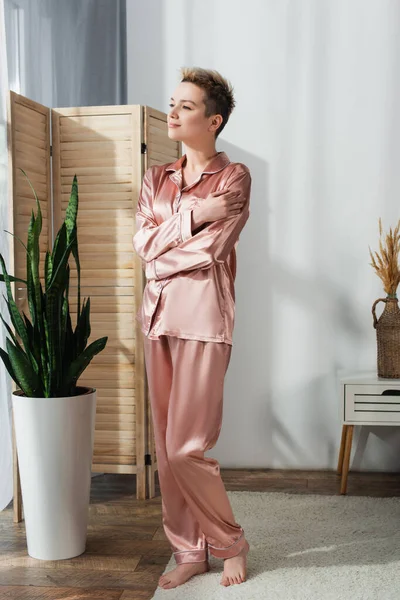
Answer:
xmin=1 ymin=469 xmax=400 ymax=599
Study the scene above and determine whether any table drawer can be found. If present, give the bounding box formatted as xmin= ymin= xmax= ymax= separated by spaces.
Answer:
xmin=345 ymin=384 xmax=400 ymax=423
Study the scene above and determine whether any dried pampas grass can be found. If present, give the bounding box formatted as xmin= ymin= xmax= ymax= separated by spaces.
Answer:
xmin=369 ymin=218 xmax=400 ymax=296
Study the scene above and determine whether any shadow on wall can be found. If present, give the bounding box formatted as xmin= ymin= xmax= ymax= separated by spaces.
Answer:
xmin=209 ymin=141 xmax=400 ymax=472
xmin=207 ymin=141 xmax=272 ymax=466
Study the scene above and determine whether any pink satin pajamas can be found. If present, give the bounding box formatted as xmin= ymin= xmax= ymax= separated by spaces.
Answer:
xmin=143 ymin=334 xmax=248 ymax=563
xmin=134 ymin=152 xmax=251 ymax=564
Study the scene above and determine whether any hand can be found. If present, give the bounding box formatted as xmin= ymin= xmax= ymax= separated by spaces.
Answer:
xmin=192 ymin=188 xmax=246 ymax=227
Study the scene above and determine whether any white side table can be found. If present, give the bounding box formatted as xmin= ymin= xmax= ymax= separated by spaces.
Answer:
xmin=337 ymin=371 xmax=400 ymax=494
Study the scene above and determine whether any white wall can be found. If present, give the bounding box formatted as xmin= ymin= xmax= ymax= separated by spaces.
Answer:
xmin=127 ymin=0 xmax=400 ymax=472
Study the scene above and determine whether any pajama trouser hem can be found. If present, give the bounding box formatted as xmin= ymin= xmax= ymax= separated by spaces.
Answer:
xmin=174 ymin=528 xmax=248 ymax=562
xmin=173 ymin=549 xmax=208 ymax=564
xmin=207 ymin=528 xmax=248 ymax=559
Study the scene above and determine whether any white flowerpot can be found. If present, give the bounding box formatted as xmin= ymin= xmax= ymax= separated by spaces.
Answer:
xmin=12 ymin=387 xmax=97 ymax=560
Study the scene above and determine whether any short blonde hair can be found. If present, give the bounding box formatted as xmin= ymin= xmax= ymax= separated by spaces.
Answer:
xmin=180 ymin=67 xmax=236 ymax=138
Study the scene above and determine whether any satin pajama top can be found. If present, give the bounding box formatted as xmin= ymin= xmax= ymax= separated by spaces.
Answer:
xmin=132 ymin=151 xmax=251 ymax=345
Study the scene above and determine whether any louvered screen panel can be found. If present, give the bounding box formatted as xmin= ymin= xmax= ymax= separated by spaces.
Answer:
xmin=51 ymin=105 xmax=146 ymax=496
xmin=143 ymin=107 xmax=182 ymax=497
xmin=7 ymin=91 xmax=52 ymax=521
xmin=145 ymin=106 xmax=181 ymax=168
xmin=8 ymin=99 xmax=181 ymax=509
xmin=8 ymin=92 xmax=51 ymax=307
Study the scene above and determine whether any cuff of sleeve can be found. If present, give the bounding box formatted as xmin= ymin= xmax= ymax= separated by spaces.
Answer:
xmin=180 ymin=210 xmax=193 ymax=242
xmin=146 ymin=260 xmax=158 ymax=280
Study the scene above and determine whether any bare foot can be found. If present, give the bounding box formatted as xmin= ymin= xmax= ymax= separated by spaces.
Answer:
xmin=220 ymin=541 xmax=249 ymax=586
xmin=159 ymin=560 xmax=209 ymax=589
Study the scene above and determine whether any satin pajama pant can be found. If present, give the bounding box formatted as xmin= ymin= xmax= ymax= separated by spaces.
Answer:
xmin=143 ymin=335 xmax=248 ymax=564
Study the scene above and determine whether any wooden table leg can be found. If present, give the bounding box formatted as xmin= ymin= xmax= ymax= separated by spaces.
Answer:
xmin=337 ymin=424 xmax=348 ymax=475
xmin=340 ymin=425 xmax=354 ymax=495
xmin=12 ymin=412 xmax=23 ymax=523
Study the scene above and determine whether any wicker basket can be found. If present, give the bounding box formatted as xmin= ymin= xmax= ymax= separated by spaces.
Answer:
xmin=372 ymin=295 xmax=400 ymax=378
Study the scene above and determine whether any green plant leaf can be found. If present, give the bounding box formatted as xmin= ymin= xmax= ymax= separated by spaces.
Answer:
xmin=0 ymin=346 xmax=23 ymax=390
xmin=65 ymin=176 xmax=81 ymax=319
xmin=48 ymin=227 xmax=76 ymax=292
xmin=65 ymin=175 xmax=78 ymax=243
xmin=20 ymin=169 xmax=44 ymax=344
xmin=30 ymin=201 xmax=43 ymax=322
xmin=0 ymin=274 xmax=27 ymax=285
xmin=0 ymin=255 xmax=31 ymax=356
xmin=71 ymin=243 xmax=81 ymax=321
xmin=44 ymin=250 xmax=53 ymax=291
xmin=59 ymin=264 xmax=70 ymax=386
xmin=6 ymin=337 xmax=41 ymax=397
xmin=24 ymin=194 xmax=48 ymax=382
xmin=0 ymin=313 xmax=23 ymax=352
xmin=61 ymin=308 xmax=74 ymax=388
xmin=63 ymin=336 xmax=108 ymax=393
xmin=74 ymin=297 xmax=91 ymax=356
xmin=26 ymin=210 xmax=36 ymax=325
xmin=21 ymin=312 xmax=41 ymax=377
xmin=0 ymin=172 xmax=108 ymax=397
xmin=43 ymin=316 xmax=51 ymax=396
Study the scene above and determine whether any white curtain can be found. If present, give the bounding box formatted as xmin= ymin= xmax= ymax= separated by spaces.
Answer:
xmin=0 ymin=0 xmax=126 ymax=511
xmin=0 ymin=0 xmax=13 ymax=513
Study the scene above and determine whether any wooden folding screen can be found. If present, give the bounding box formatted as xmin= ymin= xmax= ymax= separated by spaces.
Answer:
xmin=141 ymin=107 xmax=182 ymax=498
xmin=7 ymin=92 xmax=181 ymax=521
xmin=7 ymin=93 xmax=52 ymax=522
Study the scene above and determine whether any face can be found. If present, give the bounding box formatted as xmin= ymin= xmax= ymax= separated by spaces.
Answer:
xmin=167 ymin=82 xmax=222 ymax=144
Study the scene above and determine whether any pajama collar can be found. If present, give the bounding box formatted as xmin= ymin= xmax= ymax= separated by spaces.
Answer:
xmin=166 ymin=151 xmax=231 ymax=178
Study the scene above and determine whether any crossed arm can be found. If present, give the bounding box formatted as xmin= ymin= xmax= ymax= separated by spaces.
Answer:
xmin=133 ymin=166 xmax=251 ymax=281
xmin=132 ymin=167 xmax=194 ymax=262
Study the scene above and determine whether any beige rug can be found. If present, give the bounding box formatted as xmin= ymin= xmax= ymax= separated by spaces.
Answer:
xmin=151 ymin=490 xmax=400 ymax=599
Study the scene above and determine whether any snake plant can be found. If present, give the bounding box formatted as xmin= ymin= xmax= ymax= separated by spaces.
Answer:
xmin=0 ymin=170 xmax=107 ymax=397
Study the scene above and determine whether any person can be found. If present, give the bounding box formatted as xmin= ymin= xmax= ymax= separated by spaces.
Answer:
xmin=132 ymin=66 xmax=252 ymax=590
